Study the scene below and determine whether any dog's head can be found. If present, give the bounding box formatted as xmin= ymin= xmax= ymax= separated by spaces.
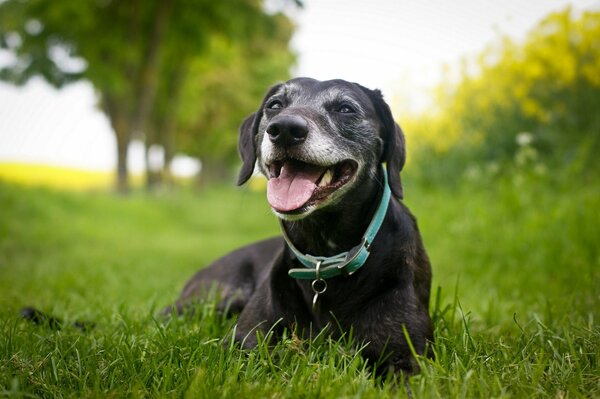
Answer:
xmin=237 ymin=77 xmax=406 ymax=220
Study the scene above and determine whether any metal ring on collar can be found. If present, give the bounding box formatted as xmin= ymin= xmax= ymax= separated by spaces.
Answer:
xmin=311 ymin=278 xmax=327 ymax=294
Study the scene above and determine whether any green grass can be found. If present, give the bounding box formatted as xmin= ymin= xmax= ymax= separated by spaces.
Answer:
xmin=0 ymin=173 xmax=598 ymax=397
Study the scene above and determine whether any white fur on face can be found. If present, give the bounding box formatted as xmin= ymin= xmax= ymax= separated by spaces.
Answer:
xmin=259 ymin=124 xmax=354 ymax=172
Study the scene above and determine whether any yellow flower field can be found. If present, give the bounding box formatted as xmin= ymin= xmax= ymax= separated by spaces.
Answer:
xmin=0 ymin=162 xmax=115 ymax=191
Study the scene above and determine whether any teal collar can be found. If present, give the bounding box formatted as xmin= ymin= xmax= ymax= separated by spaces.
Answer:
xmin=284 ymin=166 xmax=391 ymax=280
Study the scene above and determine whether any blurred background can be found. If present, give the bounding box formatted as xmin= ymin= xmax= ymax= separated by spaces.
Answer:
xmin=1 ymin=0 xmax=598 ymax=191
xmin=0 ymin=0 xmax=598 ymax=324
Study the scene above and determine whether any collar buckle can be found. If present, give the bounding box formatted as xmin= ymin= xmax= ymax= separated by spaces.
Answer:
xmin=337 ymin=238 xmax=371 ymax=276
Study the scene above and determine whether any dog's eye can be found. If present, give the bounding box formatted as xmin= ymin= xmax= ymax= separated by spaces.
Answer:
xmin=336 ymin=103 xmax=356 ymax=114
xmin=267 ymin=100 xmax=284 ymax=110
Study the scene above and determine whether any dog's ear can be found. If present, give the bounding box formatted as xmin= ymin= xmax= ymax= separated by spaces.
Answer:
xmin=236 ymin=83 xmax=284 ymax=186
xmin=384 ymin=122 xmax=406 ymax=199
xmin=361 ymin=87 xmax=406 ymax=199
xmin=237 ymin=113 xmax=258 ymax=185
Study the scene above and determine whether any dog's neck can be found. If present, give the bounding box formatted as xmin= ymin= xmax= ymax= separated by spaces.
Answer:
xmin=281 ymin=173 xmax=384 ymax=257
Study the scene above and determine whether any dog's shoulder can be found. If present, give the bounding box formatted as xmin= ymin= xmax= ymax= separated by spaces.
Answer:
xmin=233 ymin=236 xmax=286 ymax=258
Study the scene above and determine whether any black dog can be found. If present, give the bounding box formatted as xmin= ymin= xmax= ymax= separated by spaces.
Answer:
xmin=165 ymin=78 xmax=433 ymax=373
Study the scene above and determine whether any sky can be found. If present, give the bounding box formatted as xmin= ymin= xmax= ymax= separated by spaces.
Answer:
xmin=0 ymin=0 xmax=598 ymax=173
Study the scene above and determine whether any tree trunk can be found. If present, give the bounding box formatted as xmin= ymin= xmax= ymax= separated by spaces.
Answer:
xmin=131 ymin=0 xmax=173 ymax=136
xmin=159 ymin=62 xmax=187 ymax=186
xmin=197 ymin=158 xmax=233 ymax=187
xmin=144 ymin=141 xmax=163 ymax=191
xmin=103 ymin=95 xmax=131 ymax=193
xmin=116 ymin=132 xmax=129 ymax=193
xmin=128 ymin=0 xmax=174 ymax=191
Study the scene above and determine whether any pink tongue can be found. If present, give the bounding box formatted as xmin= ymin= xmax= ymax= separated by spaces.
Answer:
xmin=267 ymin=162 xmax=326 ymax=212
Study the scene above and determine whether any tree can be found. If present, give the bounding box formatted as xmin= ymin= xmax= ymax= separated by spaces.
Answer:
xmin=0 ymin=0 xmax=296 ymax=191
xmin=404 ymin=7 xmax=600 ymax=178
xmin=147 ymin=12 xmax=294 ymax=185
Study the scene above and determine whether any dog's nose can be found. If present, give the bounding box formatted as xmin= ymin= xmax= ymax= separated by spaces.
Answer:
xmin=266 ymin=115 xmax=308 ymax=146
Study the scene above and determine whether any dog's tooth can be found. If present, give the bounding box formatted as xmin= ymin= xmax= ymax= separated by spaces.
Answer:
xmin=320 ymin=169 xmax=333 ymax=187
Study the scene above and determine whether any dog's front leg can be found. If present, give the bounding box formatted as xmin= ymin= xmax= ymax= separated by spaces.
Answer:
xmin=233 ymin=282 xmax=280 ymax=348
xmin=233 ymin=257 xmax=311 ymax=348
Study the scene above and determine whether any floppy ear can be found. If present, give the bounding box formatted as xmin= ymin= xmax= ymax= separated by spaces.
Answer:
xmin=384 ymin=122 xmax=406 ymax=199
xmin=236 ymin=83 xmax=285 ymax=186
xmin=236 ymin=113 xmax=258 ymax=185
xmin=361 ymin=87 xmax=406 ymax=199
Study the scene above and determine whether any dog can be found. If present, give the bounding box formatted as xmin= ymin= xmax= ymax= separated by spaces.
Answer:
xmin=164 ymin=77 xmax=433 ymax=374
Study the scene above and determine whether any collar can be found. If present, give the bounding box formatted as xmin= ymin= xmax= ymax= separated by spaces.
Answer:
xmin=283 ymin=166 xmax=391 ymax=280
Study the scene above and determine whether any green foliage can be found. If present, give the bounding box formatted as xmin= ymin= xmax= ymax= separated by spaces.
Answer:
xmin=164 ymin=16 xmax=295 ymax=167
xmin=404 ymin=7 xmax=600 ymax=184
xmin=0 ymin=168 xmax=598 ymax=396
xmin=0 ymin=0 xmax=296 ymax=188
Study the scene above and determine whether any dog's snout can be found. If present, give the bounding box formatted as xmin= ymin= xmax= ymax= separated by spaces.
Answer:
xmin=266 ymin=115 xmax=308 ymax=147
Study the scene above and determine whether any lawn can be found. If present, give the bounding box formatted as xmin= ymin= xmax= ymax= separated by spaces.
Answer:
xmin=0 ymin=171 xmax=598 ymax=397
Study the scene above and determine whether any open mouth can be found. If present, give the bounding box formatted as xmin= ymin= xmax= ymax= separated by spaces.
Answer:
xmin=266 ymin=159 xmax=358 ymax=214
